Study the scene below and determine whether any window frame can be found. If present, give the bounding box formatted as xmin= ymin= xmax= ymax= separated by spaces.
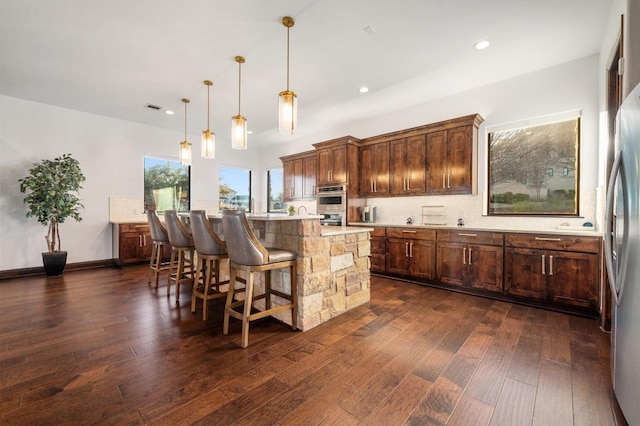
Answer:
xmin=486 ymin=114 xmax=581 ymax=216
xmin=219 ymin=165 xmax=253 ymax=212
xmin=143 ymin=156 xmax=191 ymax=213
xmin=267 ymin=167 xmax=285 ymax=213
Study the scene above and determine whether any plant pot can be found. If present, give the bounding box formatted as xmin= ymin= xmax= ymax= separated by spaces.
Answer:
xmin=42 ymin=251 xmax=68 ymax=277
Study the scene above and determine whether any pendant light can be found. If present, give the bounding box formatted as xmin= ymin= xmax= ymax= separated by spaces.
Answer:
xmin=231 ymin=56 xmax=248 ymax=150
xmin=201 ymin=80 xmax=216 ymax=159
xmin=180 ymin=98 xmax=192 ymax=166
xmin=278 ymin=16 xmax=297 ymax=135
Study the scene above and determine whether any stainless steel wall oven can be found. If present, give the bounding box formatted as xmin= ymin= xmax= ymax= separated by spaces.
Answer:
xmin=317 ymin=185 xmax=347 ymax=226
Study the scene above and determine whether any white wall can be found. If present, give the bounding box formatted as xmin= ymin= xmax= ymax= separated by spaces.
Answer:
xmin=260 ymin=55 xmax=603 ymax=231
xmin=0 ymin=96 xmax=262 ymax=270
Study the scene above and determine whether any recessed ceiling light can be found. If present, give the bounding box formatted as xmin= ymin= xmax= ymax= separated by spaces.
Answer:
xmin=247 ymin=130 xmax=253 ymax=135
xmin=359 ymin=86 xmax=369 ymax=93
xmin=165 ymin=110 xmax=174 ymax=115
xmin=473 ymin=40 xmax=491 ymax=50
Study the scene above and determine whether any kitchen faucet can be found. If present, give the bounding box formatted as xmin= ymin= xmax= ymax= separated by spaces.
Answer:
xmin=297 ymin=205 xmax=308 ymax=215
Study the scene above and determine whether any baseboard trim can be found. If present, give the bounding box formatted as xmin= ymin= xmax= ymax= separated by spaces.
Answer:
xmin=0 ymin=259 xmax=117 ymax=280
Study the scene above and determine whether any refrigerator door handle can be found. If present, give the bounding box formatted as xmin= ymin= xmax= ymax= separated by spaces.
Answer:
xmin=604 ymin=150 xmax=628 ymax=306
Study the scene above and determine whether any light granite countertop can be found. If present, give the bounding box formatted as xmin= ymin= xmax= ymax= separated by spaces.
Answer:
xmin=347 ymin=222 xmax=602 ymax=237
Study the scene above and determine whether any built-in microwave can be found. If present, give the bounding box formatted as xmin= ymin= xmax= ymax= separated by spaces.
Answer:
xmin=316 ymin=185 xmax=346 ymax=213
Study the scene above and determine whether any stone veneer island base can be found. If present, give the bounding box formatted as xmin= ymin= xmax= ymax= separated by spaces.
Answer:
xmin=210 ymin=215 xmax=373 ymax=331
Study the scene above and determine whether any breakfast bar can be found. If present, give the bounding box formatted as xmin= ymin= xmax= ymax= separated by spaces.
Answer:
xmin=209 ymin=214 xmax=374 ymax=331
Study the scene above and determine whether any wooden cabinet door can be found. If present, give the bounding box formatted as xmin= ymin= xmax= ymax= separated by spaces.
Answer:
xmin=283 ymin=159 xmax=295 ymax=201
xmin=386 ymin=238 xmax=410 ymax=275
xmin=317 ymin=148 xmax=331 ymax=186
xmin=373 ymin=142 xmax=389 ymax=194
xmin=411 ymin=239 xmax=435 ymax=280
xmin=547 ymin=251 xmax=599 ymax=310
xmin=330 ymin=145 xmax=347 ymax=184
xmin=436 ymin=241 xmax=466 ymax=286
xmin=359 ymin=144 xmax=376 ymax=196
xmin=405 ymin=135 xmax=426 ymax=194
xmin=504 ymin=247 xmax=547 ymax=300
xmin=426 ymin=130 xmax=448 ymax=194
xmin=302 ymin=155 xmax=317 ymax=198
xmin=119 ymin=233 xmax=143 ymax=264
xmin=468 ymin=244 xmax=503 ymax=292
xmin=446 ymin=125 xmax=472 ymax=193
xmin=389 ymin=138 xmax=407 ymax=195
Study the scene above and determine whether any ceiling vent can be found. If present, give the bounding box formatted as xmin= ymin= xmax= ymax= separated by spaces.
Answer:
xmin=145 ymin=103 xmax=162 ymax=111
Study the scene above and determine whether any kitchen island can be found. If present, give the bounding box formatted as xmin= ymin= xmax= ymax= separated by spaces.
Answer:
xmin=209 ymin=214 xmax=374 ymax=331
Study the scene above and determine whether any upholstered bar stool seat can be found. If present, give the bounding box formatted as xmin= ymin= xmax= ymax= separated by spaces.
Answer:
xmin=189 ymin=210 xmax=234 ymax=320
xmin=165 ymin=210 xmax=195 ymax=304
xmin=221 ymin=209 xmax=298 ymax=348
xmin=147 ymin=210 xmax=170 ymax=287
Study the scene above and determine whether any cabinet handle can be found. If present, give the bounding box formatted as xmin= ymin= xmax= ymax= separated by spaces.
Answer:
xmin=407 ymin=177 xmax=411 ymax=191
xmin=143 ymin=235 xmax=147 ymax=246
xmin=549 ymin=255 xmax=553 ymax=275
xmin=138 ymin=235 xmax=142 ymax=247
xmin=402 ymin=230 xmax=417 ymax=234
xmin=405 ymin=242 xmax=409 ymax=257
xmin=458 ymin=233 xmax=477 ymax=237
xmin=468 ymin=248 xmax=472 ymax=265
xmin=374 ymin=180 xmax=378 ymax=192
xmin=535 ymin=237 xmax=562 ymax=242
xmin=403 ymin=177 xmax=407 ymax=191
xmin=443 ymin=174 xmax=446 ymax=189
xmin=409 ymin=242 xmax=413 ymax=258
xmin=463 ymin=247 xmax=467 ymax=265
xmin=541 ymin=254 xmax=546 ymax=275
xmin=370 ymin=179 xmax=374 ymax=193
xmin=447 ymin=173 xmax=451 ymax=188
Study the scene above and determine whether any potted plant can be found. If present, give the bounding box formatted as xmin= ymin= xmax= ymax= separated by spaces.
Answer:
xmin=19 ymin=154 xmax=86 ymax=276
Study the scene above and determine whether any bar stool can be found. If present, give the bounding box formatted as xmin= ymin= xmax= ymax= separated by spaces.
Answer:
xmin=221 ymin=209 xmax=298 ymax=348
xmin=147 ymin=210 xmax=170 ymax=287
xmin=189 ymin=210 xmax=231 ymax=320
xmin=165 ymin=210 xmax=195 ymax=305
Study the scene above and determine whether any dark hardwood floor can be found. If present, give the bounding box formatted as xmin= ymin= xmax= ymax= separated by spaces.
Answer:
xmin=0 ymin=266 xmax=627 ymax=425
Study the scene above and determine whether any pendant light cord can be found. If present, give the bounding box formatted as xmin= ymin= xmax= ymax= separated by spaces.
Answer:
xmin=237 ymin=60 xmax=242 ymax=116
xmin=286 ymin=25 xmax=290 ymax=91
xmin=206 ymin=84 xmax=210 ymax=129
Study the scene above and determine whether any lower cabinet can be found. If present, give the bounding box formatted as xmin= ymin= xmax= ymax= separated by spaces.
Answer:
xmin=114 ymin=223 xmax=154 ymax=265
xmin=504 ymin=234 xmax=600 ymax=311
xmin=370 ymin=226 xmax=601 ymax=316
xmin=386 ymin=228 xmax=436 ymax=280
xmin=436 ymin=230 xmax=503 ymax=292
xmin=370 ymin=227 xmax=387 ymax=273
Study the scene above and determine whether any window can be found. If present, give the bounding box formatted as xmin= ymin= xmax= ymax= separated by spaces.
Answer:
xmin=144 ymin=157 xmax=190 ymax=212
xmin=219 ymin=166 xmax=252 ymax=211
xmin=487 ymin=116 xmax=580 ymax=215
xmin=267 ymin=168 xmax=285 ymax=212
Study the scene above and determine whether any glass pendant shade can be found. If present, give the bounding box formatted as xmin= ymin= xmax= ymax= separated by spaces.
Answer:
xmin=278 ymin=90 xmax=297 ymax=135
xmin=201 ymin=129 xmax=215 ymax=158
xmin=231 ymin=115 xmax=247 ymax=150
xmin=180 ymin=140 xmax=192 ymax=166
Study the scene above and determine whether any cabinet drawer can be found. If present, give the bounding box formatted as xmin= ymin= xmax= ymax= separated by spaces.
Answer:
xmin=505 ymin=234 xmax=600 ymax=253
xmin=387 ymin=228 xmax=436 ymax=240
xmin=437 ymin=230 xmax=503 ymax=246
xmin=370 ymin=227 xmax=386 ymax=237
xmin=119 ymin=223 xmax=150 ymax=233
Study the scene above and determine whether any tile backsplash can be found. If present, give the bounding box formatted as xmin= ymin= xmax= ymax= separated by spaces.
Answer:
xmin=365 ymin=189 xmax=599 ymax=232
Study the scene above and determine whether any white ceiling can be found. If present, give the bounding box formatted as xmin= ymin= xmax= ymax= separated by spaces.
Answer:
xmin=0 ymin=0 xmax=611 ymax=148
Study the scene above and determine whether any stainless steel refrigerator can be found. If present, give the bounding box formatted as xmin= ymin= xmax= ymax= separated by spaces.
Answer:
xmin=605 ymin=82 xmax=640 ymax=425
